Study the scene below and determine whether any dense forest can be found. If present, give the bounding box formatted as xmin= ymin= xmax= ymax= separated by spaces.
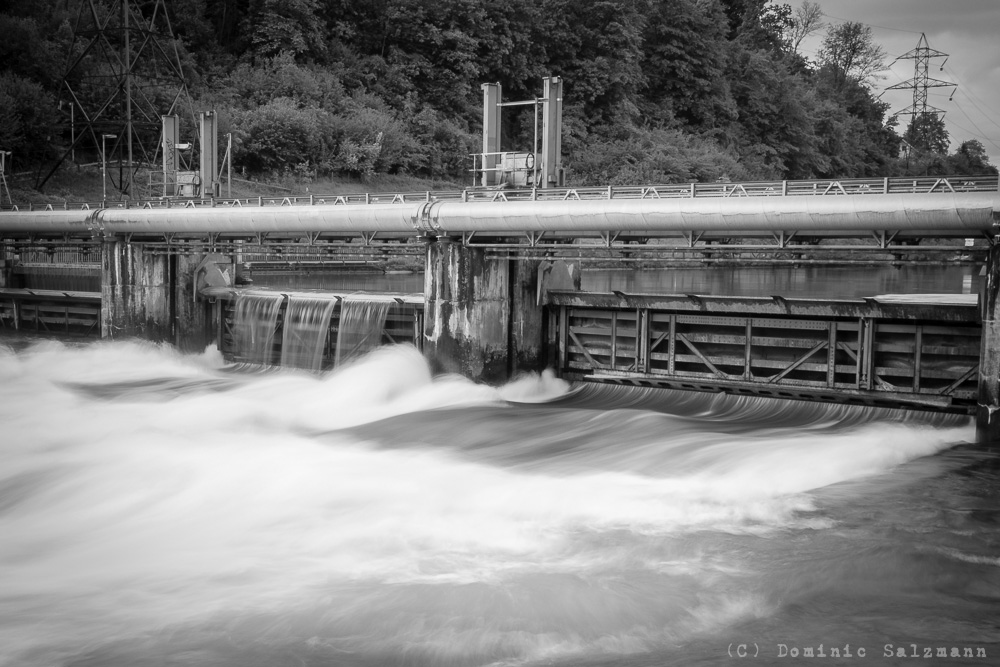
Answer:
xmin=1 ymin=0 xmax=996 ymax=190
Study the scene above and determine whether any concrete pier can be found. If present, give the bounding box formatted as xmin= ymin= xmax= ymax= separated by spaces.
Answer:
xmin=977 ymin=242 xmax=1000 ymax=443
xmin=423 ymin=238 xmax=545 ymax=384
xmin=100 ymin=241 xmax=216 ymax=351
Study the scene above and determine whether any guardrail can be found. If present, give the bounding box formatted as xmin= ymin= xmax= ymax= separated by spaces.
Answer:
xmin=3 ymin=175 xmax=996 ymax=212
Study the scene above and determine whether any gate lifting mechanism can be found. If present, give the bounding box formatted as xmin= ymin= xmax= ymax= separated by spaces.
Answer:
xmin=474 ymin=77 xmax=564 ymax=190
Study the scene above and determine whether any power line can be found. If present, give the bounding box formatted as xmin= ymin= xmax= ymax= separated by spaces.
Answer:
xmin=946 ymin=117 xmax=1000 ymax=151
xmin=820 ymin=12 xmax=923 ymax=35
xmin=941 ymin=67 xmax=1000 ymax=133
xmin=949 ymin=102 xmax=1000 ymax=153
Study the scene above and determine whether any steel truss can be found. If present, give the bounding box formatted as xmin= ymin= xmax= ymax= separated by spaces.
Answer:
xmin=39 ymin=0 xmax=191 ymax=197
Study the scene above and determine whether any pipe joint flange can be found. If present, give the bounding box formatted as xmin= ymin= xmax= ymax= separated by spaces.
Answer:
xmin=413 ymin=201 xmax=444 ymax=234
xmin=86 ymin=209 xmax=107 ymax=240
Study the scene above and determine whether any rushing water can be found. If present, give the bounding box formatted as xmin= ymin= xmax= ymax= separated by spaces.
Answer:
xmin=1 ymin=337 xmax=998 ymax=667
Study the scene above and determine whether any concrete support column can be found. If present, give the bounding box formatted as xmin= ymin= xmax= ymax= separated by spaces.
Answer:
xmin=0 ymin=259 xmax=13 ymax=288
xmin=173 ymin=253 xmax=214 ymax=352
xmin=423 ymin=238 xmax=545 ymax=384
xmin=101 ymin=241 xmax=214 ymax=351
xmin=540 ymin=76 xmax=563 ymax=188
xmin=509 ymin=257 xmax=545 ymax=376
xmin=977 ymin=241 xmax=1000 ymax=443
xmin=199 ymin=110 xmax=219 ymax=198
xmin=161 ymin=114 xmax=179 ymax=197
xmin=481 ymin=83 xmax=501 ymax=187
xmin=102 ymin=239 xmax=172 ymax=342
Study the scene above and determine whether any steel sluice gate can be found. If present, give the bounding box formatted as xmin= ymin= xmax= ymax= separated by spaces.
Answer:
xmin=546 ymin=292 xmax=981 ymax=413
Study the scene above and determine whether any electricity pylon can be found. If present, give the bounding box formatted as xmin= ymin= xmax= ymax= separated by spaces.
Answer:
xmin=39 ymin=0 xmax=191 ymax=197
xmin=885 ymin=33 xmax=955 ymax=123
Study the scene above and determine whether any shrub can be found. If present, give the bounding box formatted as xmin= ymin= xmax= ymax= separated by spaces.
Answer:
xmin=231 ymin=97 xmax=327 ymax=173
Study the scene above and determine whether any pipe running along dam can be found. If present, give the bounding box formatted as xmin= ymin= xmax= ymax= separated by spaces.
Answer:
xmin=2 ymin=175 xmax=1000 ymax=441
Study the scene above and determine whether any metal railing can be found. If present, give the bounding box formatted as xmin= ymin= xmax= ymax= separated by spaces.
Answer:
xmin=3 ymin=175 xmax=996 ymax=213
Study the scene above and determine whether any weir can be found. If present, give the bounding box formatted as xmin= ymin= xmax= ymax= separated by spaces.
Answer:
xmin=2 ymin=175 xmax=999 ymax=440
xmin=232 ymin=292 xmax=283 ymax=365
xmin=335 ymin=295 xmax=396 ymax=366
xmin=219 ymin=289 xmax=423 ymax=371
xmin=283 ymin=296 xmax=338 ymax=371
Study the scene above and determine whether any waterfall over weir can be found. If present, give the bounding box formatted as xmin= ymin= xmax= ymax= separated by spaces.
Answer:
xmin=281 ymin=297 xmax=338 ymax=371
xmin=335 ymin=295 xmax=395 ymax=366
xmin=232 ymin=293 xmax=284 ymax=365
xmin=227 ymin=291 xmax=415 ymax=370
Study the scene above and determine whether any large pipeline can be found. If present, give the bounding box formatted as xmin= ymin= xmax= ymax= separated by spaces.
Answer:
xmin=422 ymin=192 xmax=999 ymax=234
xmin=0 ymin=191 xmax=997 ymax=237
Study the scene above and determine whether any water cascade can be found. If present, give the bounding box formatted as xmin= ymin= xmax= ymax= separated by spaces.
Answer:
xmin=230 ymin=291 xmax=402 ymax=370
xmin=231 ymin=292 xmax=284 ymax=365
xmin=280 ymin=296 xmax=338 ymax=371
xmin=335 ymin=294 xmax=395 ymax=366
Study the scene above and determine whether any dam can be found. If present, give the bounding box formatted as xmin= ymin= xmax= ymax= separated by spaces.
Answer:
xmin=3 ymin=177 xmax=1000 ymax=667
xmin=2 ymin=174 xmax=999 ymax=440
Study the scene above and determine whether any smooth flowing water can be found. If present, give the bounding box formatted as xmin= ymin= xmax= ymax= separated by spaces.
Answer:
xmin=1 ymin=339 xmax=997 ymax=667
xmin=335 ymin=295 xmax=395 ymax=366
xmin=281 ymin=296 xmax=338 ymax=371
xmin=231 ymin=293 xmax=284 ymax=364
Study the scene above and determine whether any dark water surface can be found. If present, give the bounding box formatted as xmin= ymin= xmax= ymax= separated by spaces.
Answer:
xmin=251 ymin=264 xmax=980 ymax=299
xmin=1 ymin=339 xmax=997 ymax=667
xmin=581 ymin=264 xmax=981 ymax=299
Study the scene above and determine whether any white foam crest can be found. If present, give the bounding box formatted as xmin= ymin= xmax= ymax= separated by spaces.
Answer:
xmin=0 ymin=338 xmax=224 ymax=385
xmin=670 ymin=421 xmax=974 ymax=498
xmin=210 ymin=346 xmax=504 ymax=431
xmin=498 ymin=368 xmax=572 ymax=403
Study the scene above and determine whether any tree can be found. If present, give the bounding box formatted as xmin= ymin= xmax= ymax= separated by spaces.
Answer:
xmin=904 ymin=112 xmax=949 ymax=154
xmin=534 ymin=0 xmax=649 ymax=127
xmin=813 ymin=71 xmax=901 ymax=177
xmin=786 ymin=1 xmax=824 ymax=54
xmin=947 ymin=139 xmax=998 ymax=175
xmin=640 ymin=0 xmax=735 ymax=131
xmin=0 ymin=72 xmax=60 ymax=166
xmin=818 ymin=21 xmax=886 ymax=88
xmin=726 ymin=43 xmax=823 ymax=179
xmin=243 ymin=0 xmax=327 ymax=62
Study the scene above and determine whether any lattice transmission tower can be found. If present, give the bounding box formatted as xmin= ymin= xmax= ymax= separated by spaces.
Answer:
xmin=40 ymin=0 xmax=192 ymax=197
xmin=885 ymin=33 xmax=955 ymax=124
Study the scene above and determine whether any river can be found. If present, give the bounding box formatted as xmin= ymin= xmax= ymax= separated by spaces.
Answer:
xmin=1 ymin=265 xmax=997 ymax=666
